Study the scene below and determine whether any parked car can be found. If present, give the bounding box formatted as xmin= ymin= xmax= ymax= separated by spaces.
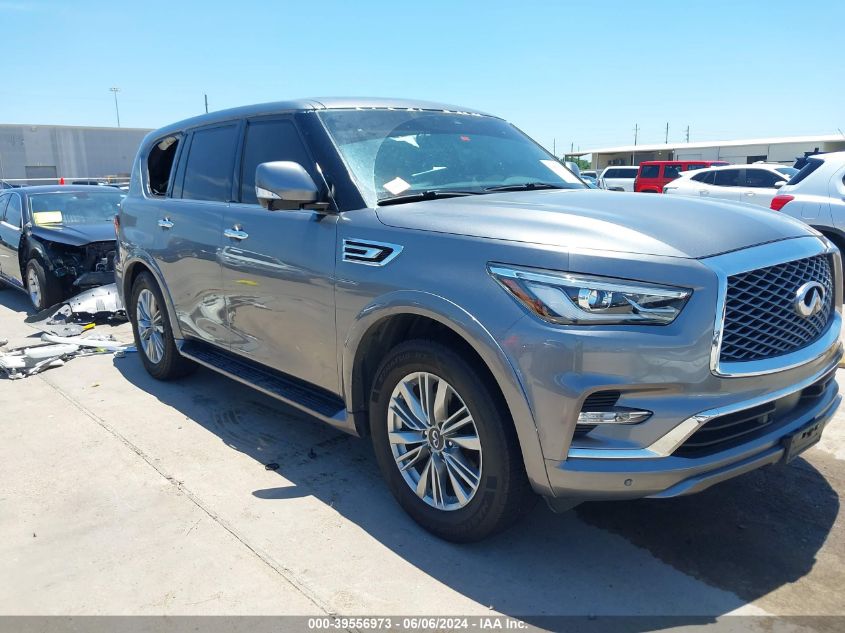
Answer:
xmin=634 ymin=160 xmax=728 ymax=193
xmin=663 ymin=163 xmax=798 ymax=208
xmin=117 ymin=98 xmax=842 ymax=542
xmin=580 ymin=174 xmax=599 ymax=188
xmin=0 ymin=185 xmax=121 ymax=309
xmin=773 ymin=151 xmax=845 ymax=252
xmin=597 ymin=166 xmax=638 ymax=191
xmin=0 ymin=180 xmax=20 ymax=189
xmin=580 ymin=170 xmax=598 ymax=180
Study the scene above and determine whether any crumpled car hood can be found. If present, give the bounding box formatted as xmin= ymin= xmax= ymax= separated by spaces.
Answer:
xmin=375 ymin=190 xmax=814 ymax=258
xmin=30 ymin=222 xmax=116 ymax=247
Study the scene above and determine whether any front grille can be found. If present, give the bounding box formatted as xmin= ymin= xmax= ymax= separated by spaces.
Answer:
xmin=675 ymin=371 xmax=836 ymax=457
xmin=720 ymin=255 xmax=833 ymax=363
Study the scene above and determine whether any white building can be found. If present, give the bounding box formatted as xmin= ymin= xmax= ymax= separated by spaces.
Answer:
xmin=575 ymin=134 xmax=845 ymax=170
xmin=0 ymin=124 xmax=151 ymax=184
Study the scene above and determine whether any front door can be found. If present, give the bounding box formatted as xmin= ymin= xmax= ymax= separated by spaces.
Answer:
xmin=221 ymin=117 xmax=339 ymax=393
xmin=0 ymin=192 xmax=24 ymax=285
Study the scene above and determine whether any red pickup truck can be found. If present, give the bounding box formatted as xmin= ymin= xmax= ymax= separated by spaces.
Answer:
xmin=635 ymin=160 xmax=728 ymax=193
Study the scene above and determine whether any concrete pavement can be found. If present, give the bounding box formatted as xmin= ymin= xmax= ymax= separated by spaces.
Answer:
xmin=1 ymin=287 xmax=843 ymax=625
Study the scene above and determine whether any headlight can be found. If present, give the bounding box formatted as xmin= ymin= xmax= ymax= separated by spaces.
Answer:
xmin=489 ymin=264 xmax=691 ymax=325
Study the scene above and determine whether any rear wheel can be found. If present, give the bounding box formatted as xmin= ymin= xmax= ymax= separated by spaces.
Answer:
xmin=25 ymin=259 xmax=62 ymax=311
xmin=370 ymin=339 xmax=535 ymax=542
xmin=129 ymin=272 xmax=195 ymax=380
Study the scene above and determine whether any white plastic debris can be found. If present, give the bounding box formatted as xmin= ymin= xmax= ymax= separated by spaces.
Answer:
xmin=40 ymin=333 xmax=128 ymax=351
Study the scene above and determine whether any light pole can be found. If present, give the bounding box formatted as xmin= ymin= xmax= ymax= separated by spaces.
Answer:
xmin=109 ymin=87 xmax=121 ymax=127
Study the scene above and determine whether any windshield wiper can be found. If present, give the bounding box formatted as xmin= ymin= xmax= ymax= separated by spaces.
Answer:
xmin=484 ymin=182 xmax=567 ymax=192
xmin=376 ymin=190 xmax=479 ymax=206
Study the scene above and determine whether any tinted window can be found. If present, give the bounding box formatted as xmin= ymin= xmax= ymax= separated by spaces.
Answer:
xmin=691 ymin=171 xmax=716 ymax=184
xmin=0 ymin=194 xmax=8 ymax=219
xmin=240 ymin=119 xmax=313 ymax=204
xmin=639 ymin=165 xmax=660 ymax=178
xmin=663 ymin=164 xmax=683 ymax=179
xmin=181 ymin=125 xmax=239 ymax=202
xmin=714 ymin=169 xmax=742 ymax=187
xmin=788 ymin=158 xmax=823 ymax=186
xmin=4 ymin=194 xmax=22 ymax=227
xmin=148 ymin=135 xmax=180 ymax=196
xmin=745 ymin=169 xmax=783 ymax=188
xmin=605 ymin=168 xmax=637 ymax=179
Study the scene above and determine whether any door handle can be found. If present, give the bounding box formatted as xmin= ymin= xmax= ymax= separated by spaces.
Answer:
xmin=224 ymin=227 xmax=249 ymax=241
xmin=157 ymin=218 xmax=174 ymax=229
xmin=744 ymin=192 xmax=755 ymax=196
xmin=699 ymin=190 xmax=709 ymax=195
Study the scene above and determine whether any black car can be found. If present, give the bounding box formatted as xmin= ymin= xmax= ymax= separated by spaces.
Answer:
xmin=0 ymin=185 xmax=122 ymax=310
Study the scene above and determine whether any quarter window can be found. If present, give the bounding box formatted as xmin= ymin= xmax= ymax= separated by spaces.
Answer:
xmin=239 ymin=119 xmax=313 ymax=204
xmin=745 ymin=169 xmax=783 ymax=188
xmin=691 ymin=171 xmax=716 ymax=184
xmin=181 ymin=125 xmax=239 ymax=202
xmin=147 ymin=135 xmax=180 ymax=196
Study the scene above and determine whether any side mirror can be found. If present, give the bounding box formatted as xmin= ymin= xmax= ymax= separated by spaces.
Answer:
xmin=774 ymin=181 xmax=787 ymax=189
xmin=255 ymin=161 xmax=328 ymax=212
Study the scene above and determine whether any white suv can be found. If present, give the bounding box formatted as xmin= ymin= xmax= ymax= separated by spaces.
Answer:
xmin=774 ymin=151 xmax=845 ymax=253
xmin=663 ymin=163 xmax=797 ymax=208
xmin=597 ymin=166 xmax=638 ymax=191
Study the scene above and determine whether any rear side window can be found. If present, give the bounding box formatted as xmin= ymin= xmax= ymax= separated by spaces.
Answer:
xmin=787 ymin=158 xmax=823 ymax=186
xmin=182 ymin=125 xmax=239 ymax=202
xmin=714 ymin=169 xmax=742 ymax=187
xmin=663 ymin=164 xmax=683 ymax=179
xmin=3 ymin=193 xmax=22 ymax=227
xmin=605 ymin=168 xmax=637 ymax=179
xmin=745 ymin=169 xmax=783 ymax=188
xmin=639 ymin=165 xmax=660 ymax=178
xmin=147 ymin=135 xmax=180 ymax=197
xmin=239 ymin=119 xmax=313 ymax=204
xmin=691 ymin=171 xmax=716 ymax=184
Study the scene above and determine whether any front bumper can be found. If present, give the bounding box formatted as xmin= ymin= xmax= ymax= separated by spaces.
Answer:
xmin=545 ymin=356 xmax=841 ymax=500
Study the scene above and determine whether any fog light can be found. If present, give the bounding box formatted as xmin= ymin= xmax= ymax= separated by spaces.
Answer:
xmin=577 ymin=408 xmax=652 ymax=425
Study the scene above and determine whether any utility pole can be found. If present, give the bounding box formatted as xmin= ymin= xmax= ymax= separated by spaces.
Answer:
xmin=109 ymin=87 xmax=121 ymax=128
xmin=665 ymin=122 xmax=669 ymax=144
xmin=685 ymin=125 xmax=690 ymax=143
xmin=632 ymin=123 xmax=639 ymax=165
xmin=204 ymin=94 xmax=209 ymax=114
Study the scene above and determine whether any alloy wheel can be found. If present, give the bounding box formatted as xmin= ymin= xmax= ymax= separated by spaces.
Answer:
xmin=27 ymin=267 xmax=41 ymax=308
xmin=136 ymin=288 xmax=165 ymax=364
xmin=388 ymin=371 xmax=483 ymax=511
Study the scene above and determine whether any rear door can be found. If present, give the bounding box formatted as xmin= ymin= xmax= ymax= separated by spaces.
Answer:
xmin=737 ymin=168 xmax=785 ymax=207
xmin=221 ymin=116 xmax=339 ymax=392
xmin=708 ymin=168 xmax=744 ymax=202
xmin=151 ymin=122 xmax=239 ymax=344
xmin=0 ymin=192 xmax=23 ymax=284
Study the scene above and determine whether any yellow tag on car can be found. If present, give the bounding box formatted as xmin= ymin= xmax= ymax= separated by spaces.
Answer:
xmin=32 ymin=211 xmax=63 ymax=225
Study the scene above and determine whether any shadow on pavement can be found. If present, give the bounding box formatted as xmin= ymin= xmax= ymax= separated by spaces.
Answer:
xmin=104 ymin=349 xmax=839 ymax=628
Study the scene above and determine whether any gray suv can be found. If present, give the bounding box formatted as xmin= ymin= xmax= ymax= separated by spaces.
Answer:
xmin=117 ymin=98 xmax=843 ymax=541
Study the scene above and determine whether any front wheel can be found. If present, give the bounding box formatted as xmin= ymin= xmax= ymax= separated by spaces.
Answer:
xmin=25 ymin=259 xmax=62 ymax=311
xmin=370 ymin=340 xmax=535 ymax=542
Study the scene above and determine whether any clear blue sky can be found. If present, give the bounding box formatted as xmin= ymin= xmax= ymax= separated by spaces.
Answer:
xmin=2 ymin=0 xmax=843 ymax=153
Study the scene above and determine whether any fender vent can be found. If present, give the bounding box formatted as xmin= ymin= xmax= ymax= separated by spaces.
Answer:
xmin=342 ymin=239 xmax=403 ymax=266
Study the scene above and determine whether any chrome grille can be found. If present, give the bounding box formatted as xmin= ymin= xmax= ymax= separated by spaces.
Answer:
xmin=720 ymin=255 xmax=833 ymax=363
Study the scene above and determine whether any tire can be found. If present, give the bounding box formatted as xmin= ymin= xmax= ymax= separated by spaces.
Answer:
xmin=25 ymin=258 xmax=62 ymax=311
xmin=129 ymin=272 xmax=195 ymax=380
xmin=369 ymin=339 xmax=535 ymax=542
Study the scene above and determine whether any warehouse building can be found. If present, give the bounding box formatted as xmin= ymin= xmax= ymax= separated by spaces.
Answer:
xmin=574 ymin=134 xmax=845 ymax=170
xmin=0 ymin=124 xmax=151 ymax=184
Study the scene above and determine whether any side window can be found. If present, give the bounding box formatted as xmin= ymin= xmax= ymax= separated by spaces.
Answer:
xmin=639 ymin=165 xmax=660 ymax=179
xmin=4 ymin=194 xmax=22 ymax=228
xmin=714 ymin=169 xmax=742 ymax=187
xmin=663 ymin=164 xmax=682 ymax=179
xmin=147 ymin=135 xmax=180 ymax=197
xmin=239 ymin=119 xmax=313 ymax=204
xmin=691 ymin=171 xmax=715 ymax=184
xmin=745 ymin=169 xmax=782 ymax=188
xmin=0 ymin=194 xmax=8 ymax=220
xmin=181 ymin=125 xmax=239 ymax=202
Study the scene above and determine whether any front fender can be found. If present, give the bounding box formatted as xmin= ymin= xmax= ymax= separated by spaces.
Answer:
xmin=341 ymin=290 xmax=553 ymax=496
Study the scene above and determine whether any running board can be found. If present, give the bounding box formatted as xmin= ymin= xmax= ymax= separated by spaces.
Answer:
xmin=179 ymin=340 xmax=351 ymax=432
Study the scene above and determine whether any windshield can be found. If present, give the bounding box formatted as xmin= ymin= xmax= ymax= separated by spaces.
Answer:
xmin=28 ymin=190 xmax=124 ymax=226
xmin=318 ymin=109 xmax=583 ymax=206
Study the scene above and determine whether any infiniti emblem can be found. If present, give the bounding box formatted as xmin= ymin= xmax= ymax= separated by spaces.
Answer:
xmin=794 ymin=281 xmax=826 ymax=318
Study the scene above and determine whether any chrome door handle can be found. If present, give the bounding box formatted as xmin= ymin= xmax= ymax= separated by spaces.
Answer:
xmin=158 ymin=218 xmax=174 ymax=229
xmin=224 ymin=227 xmax=249 ymax=240
xmin=744 ymin=192 xmax=755 ymax=196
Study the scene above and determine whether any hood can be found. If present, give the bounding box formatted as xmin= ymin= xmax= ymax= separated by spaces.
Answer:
xmin=375 ymin=190 xmax=814 ymax=258
xmin=29 ymin=222 xmax=116 ymax=247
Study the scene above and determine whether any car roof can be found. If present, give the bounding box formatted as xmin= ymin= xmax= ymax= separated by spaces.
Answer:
xmin=7 ymin=185 xmax=122 ymax=195
xmin=638 ymin=160 xmax=724 ymax=165
xmin=147 ymin=97 xmax=497 ymax=138
xmin=696 ymin=163 xmax=789 ymax=172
